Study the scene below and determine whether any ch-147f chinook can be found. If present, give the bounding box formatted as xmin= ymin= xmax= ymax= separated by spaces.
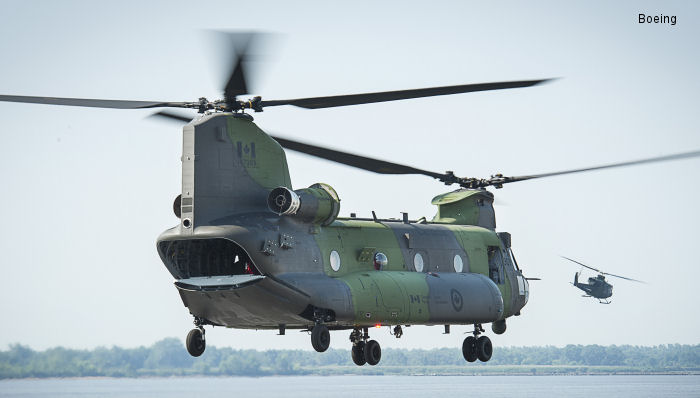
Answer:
xmin=2 ymin=34 xmax=698 ymax=366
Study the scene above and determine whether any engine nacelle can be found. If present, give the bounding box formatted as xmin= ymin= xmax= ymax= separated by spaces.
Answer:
xmin=267 ymin=183 xmax=340 ymax=226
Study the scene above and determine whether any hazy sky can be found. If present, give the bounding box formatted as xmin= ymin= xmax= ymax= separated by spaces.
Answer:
xmin=0 ymin=1 xmax=698 ymax=352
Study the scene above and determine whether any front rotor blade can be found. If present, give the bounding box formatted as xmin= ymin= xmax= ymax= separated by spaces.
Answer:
xmin=496 ymin=149 xmax=700 ymax=187
xmin=561 ymin=256 xmax=602 ymax=273
xmin=261 ymin=79 xmax=551 ymax=109
xmin=270 ymin=135 xmax=448 ymax=180
xmin=0 ymin=94 xmax=188 ymax=109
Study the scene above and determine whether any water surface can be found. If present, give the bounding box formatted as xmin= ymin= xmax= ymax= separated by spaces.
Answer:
xmin=1 ymin=375 xmax=698 ymax=398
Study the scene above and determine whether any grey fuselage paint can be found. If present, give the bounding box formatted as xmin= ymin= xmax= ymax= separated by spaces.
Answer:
xmin=156 ymin=113 xmax=528 ymax=329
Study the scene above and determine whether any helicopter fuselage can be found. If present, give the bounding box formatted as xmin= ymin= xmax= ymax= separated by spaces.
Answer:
xmin=157 ymin=217 xmax=528 ymax=330
xmin=156 ymin=113 xmax=529 ymax=330
xmin=573 ymin=273 xmax=613 ymax=299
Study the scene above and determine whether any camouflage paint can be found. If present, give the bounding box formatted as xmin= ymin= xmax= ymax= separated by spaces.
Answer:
xmin=313 ymin=220 xmax=405 ymax=274
xmin=338 ymin=271 xmax=429 ymax=324
xmin=312 ymin=219 xmax=507 ymax=325
xmin=282 ymin=183 xmax=341 ymax=225
xmin=225 ymin=116 xmax=292 ymax=190
xmin=431 ymin=189 xmax=496 ymax=229
xmin=160 ymin=115 xmax=527 ymax=330
xmin=179 ymin=113 xmax=292 ymax=230
xmin=445 ymin=225 xmax=516 ymax=316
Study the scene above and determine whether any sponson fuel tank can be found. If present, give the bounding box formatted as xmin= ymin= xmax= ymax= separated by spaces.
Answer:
xmin=166 ymin=269 xmax=504 ymax=329
xmin=336 ymin=271 xmax=504 ymax=325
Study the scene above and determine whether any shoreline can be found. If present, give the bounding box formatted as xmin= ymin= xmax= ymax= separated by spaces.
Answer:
xmin=2 ymin=369 xmax=699 ymax=380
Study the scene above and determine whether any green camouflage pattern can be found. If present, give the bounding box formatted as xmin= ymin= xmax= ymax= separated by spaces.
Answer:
xmin=431 ymin=189 xmax=496 ymax=229
xmin=159 ymin=114 xmax=528 ymax=334
xmin=226 ymin=116 xmax=292 ymax=190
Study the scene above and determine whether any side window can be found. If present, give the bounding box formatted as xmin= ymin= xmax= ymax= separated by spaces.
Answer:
xmin=487 ymin=247 xmax=505 ymax=284
xmin=413 ymin=252 xmax=426 ymax=273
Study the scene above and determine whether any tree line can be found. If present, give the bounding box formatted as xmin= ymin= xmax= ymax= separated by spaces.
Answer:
xmin=1 ymin=339 xmax=697 ymax=378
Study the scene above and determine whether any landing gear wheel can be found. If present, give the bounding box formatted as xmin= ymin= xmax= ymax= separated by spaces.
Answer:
xmin=364 ymin=339 xmax=381 ymax=366
xmin=186 ymin=328 xmax=205 ymax=357
xmin=351 ymin=342 xmax=366 ymax=366
xmin=311 ymin=324 xmax=330 ymax=352
xmin=476 ymin=335 xmax=492 ymax=362
xmin=462 ymin=336 xmax=477 ymax=362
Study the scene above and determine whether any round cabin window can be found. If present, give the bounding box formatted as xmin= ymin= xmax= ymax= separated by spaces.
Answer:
xmin=374 ymin=252 xmax=388 ymax=270
xmin=454 ymin=255 xmax=464 ymax=273
xmin=330 ymin=250 xmax=341 ymax=272
xmin=413 ymin=252 xmax=424 ymax=272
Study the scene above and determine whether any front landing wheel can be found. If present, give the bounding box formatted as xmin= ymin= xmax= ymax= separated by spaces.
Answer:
xmin=476 ymin=335 xmax=492 ymax=362
xmin=186 ymin=328 xmax=206 ymax=357
xmin=311 ymin=324 xmax=330 ymax=352
xmin=462 ymin=336 xmax=477 ymax=362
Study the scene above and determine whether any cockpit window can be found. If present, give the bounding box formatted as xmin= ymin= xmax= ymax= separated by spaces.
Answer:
xmin=506 ymin=247 xmax=521 ymax=271
xmin=502 ymin=248 xmax=517 ymax=271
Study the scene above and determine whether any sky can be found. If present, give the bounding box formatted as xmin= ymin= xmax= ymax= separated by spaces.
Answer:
xmin=0 ymin=1 xmax=698 ymax=352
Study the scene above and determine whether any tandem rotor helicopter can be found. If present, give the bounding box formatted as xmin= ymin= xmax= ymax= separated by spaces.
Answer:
xmin=2 ymin=33 xmax=699 ymax=366
xmin=562 ymin=256 xmax=646 ymax=304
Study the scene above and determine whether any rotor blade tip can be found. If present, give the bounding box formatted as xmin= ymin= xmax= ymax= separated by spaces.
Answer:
xmin=537 ymin=77 xmax=560 ymax=85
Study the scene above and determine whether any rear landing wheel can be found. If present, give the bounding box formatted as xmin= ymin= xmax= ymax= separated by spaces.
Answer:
xmin=186 ymin=328 xmax=205 ymax=357
xmin=462 ymin=336 xmax=477 ymax=362
xmin=476 ymin=335 xmax=492 ymax=362
xmin=364 ymin=339 xmax=381 ymax=366
xmin=311 ymin=324 xmax=330 ymax=352
xmin=351 ymin=342 xmax=366 ymax=366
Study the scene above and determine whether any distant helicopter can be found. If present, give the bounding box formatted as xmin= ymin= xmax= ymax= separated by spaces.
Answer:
xmin=562 ymin=256 xmax=645 ymax=304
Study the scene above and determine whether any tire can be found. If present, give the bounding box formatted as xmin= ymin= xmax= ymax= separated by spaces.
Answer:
xmin=462 ymin=336 xmax=477 ymax=362
xmin=351 ymin=342 xmax=366 ymax=366
xmin=476 ymin=336 xmax=493 ymax=362
xmin=186 ymin=328 xmax=206 ymax=357
xmin=364 ymin=339 xmax=381 ymax=366
xmin=311 ymin=325 xmax=330 ymax=352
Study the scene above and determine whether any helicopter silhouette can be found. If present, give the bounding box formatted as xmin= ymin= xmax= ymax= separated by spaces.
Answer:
xmin=562 ymin=256 xmax=645 ymax=304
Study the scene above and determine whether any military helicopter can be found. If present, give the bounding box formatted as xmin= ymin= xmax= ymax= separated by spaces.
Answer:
xmin=1 ymin=34 xmax=699 ymax=367
xmin=562 ymin=256 xmax=646 ymax=304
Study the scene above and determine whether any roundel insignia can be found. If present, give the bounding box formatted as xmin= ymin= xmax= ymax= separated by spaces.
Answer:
xmin=450 ymin=289 xmax=463 ymax=312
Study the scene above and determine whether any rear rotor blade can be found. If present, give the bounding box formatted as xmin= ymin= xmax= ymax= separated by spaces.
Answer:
xmin=224 ymin=56 xmax=248 ymax=101
xmin=150 ymin=110 xmax=194 ymax=123
xmin=561 ymin=256 xmax=602 ymax=273
xmin=0 ymin=94 xmax=188 ymax=109
xmin=261 ymin=79 xmax=551 ymax=109
xmin=220 ymin=32 xmax=255 ymax=104
xmin=270 ymin=135 xmax=449 ymax=181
